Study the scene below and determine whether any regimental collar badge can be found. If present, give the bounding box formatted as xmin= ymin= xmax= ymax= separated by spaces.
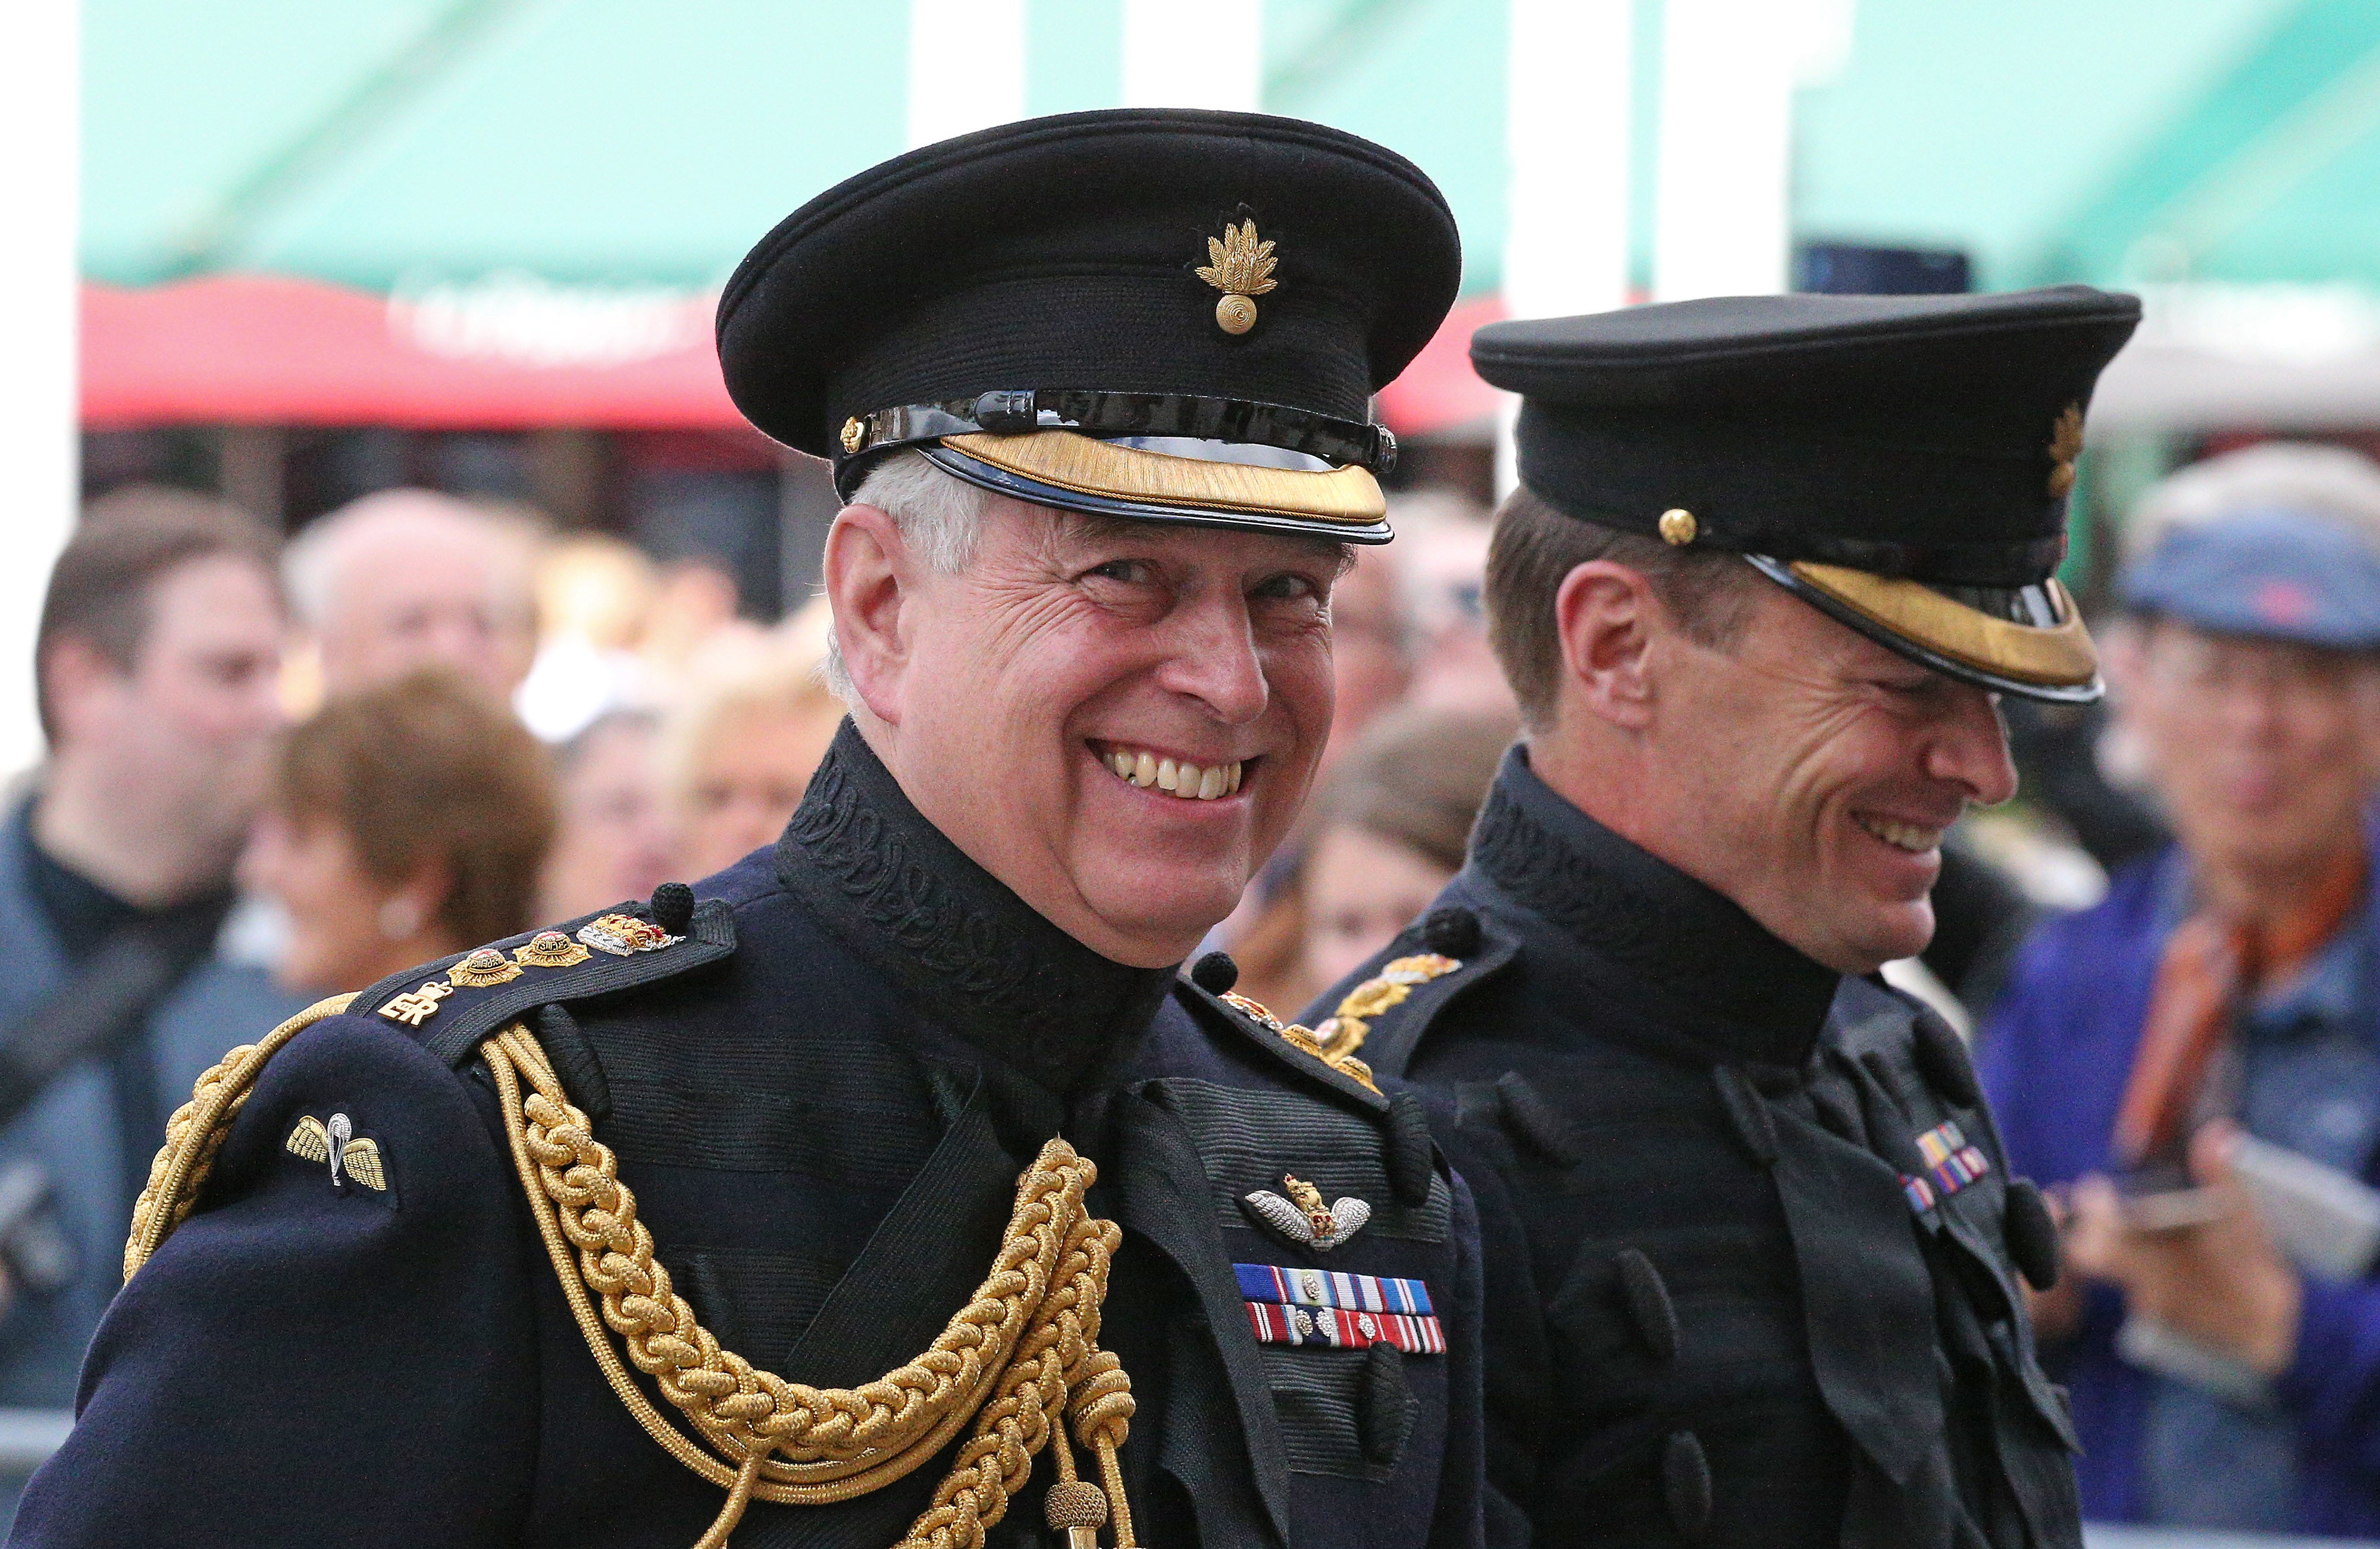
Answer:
xmin=515 ymin=930 xmax=591 ymax=969
xmin=285 ymin=1112 xmax=387 ymax=1192
xmin=1220 ymin=990 xmax=1383 ymax=1094
xmin=576 ymin=912 xmax=682 ymax=957
xmin=446 ymin=947 xmax=521 ymax=988
xmin=1242 ymin=1172 xmax=1371 ymax=1251
xmin=1197 ymin=216 xmax=1278 ymax=336
xmin=2047 ymin=401 xmax=2084 ymax=497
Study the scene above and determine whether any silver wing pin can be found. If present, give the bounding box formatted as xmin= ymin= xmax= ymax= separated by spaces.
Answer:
xmin=1240 ymin=1173 xmax=1371 ymax=1251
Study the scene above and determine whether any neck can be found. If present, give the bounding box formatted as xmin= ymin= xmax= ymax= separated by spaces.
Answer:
xmin=779 ymin=722 xmax=1176 ymax=1092
xmin=34 ymin=753 xmax=237 ymax=907
xmin=2196 ymin=832 xmax=2368 ymax=937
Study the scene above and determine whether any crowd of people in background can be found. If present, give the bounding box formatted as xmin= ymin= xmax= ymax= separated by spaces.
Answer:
xmin=25 ymin=437 xmax=2380 ymax=1535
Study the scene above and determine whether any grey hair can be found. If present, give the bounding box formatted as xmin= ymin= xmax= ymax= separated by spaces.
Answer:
xmin=821 ymin=452 xmax=991 ymax=705
xmin=282 ymin=487 xmax=542 ymax=630
xmin=2127 ymin=442 xmax=2380 ymax=561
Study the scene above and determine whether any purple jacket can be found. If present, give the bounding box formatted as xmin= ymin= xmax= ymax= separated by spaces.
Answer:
xmin=1980 ymin=850 xmax=2380 ymax=1535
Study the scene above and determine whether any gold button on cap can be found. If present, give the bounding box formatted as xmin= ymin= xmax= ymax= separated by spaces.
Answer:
xmin=1658 ymin=508 xmax=1698 ymax=546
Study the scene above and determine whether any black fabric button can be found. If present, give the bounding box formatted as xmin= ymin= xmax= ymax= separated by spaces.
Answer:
xmin=1614 ymin=1248 xmax=1679 ymax=1363
xmin=1711 ymin=1067 xmax=1777 ymax=1165
xmin=1420 ymin=905 xmax=1480 ymax=958
xmin=1662 ymin=1431 xmax=1713 ymax=1541
xmin=1496 ymin=1072 xmax=1582 ymax=1165
xmin=649 ymin=881 xmax=697 ymax=937
xmin=1385 ymin=1091 xmax=1435 ymax=1206
xmin=2004 ymin=1176 xmax=2061 ymax=1291
xmin=1358 ymin=1343 xmax=1408 ymax=1465
xmin=1913 ymin=1012 xmax=1983 ymax=1107
xmin=1189 ymin=952 xmax=1239 ymax=994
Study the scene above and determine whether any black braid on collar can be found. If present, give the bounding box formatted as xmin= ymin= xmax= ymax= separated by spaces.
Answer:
xmin=777 ymin=722 xmax=1173 ymax=1091
xmin=1469 ymin=748 xmax=1838 ymax=1054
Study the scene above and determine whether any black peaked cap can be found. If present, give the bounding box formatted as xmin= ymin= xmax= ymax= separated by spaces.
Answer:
xmin=1472 ymin=286 xmax=2141 ymax=587
xmin=719 ymin=108 xmax=1461 ymax=462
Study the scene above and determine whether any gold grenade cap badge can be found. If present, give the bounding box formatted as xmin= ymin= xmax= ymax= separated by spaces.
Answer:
xmin=1197 ymin=217 xmax=1278 ymax=336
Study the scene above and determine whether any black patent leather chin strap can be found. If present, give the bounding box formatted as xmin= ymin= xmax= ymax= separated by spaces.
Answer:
xmin=834 ymin=389 xmax=1396 ymax=489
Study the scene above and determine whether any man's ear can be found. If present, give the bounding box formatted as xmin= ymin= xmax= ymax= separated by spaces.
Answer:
xmin=1552 ymin=560 xmax=1661 ymax=731
xmin=821 ymin=504 xmax=916 ymax=727
xmin=39 ymin=636 xmax=129 ymax=747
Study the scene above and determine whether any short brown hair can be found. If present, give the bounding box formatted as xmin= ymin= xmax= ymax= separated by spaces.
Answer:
xmin=275 ymin=669 xmax=557 ymax=948
xmin=1311 ymin=703 xmax=1518 ymax=872
xmin=1483 ymin=484 xmax=1759 ymax=730
xmin=37 ymin=487 xmax=282 ymax=741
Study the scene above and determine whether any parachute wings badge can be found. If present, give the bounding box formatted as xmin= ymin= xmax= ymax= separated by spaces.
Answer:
xmin=1241 ymin=1172 xmax=1370 ymax=1251
xmin=285 ymin=1112 xmax=387 ymax=1192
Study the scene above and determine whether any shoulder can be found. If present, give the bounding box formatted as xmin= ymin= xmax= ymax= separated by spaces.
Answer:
xmin=130 ymin=885 xmax=747 ymax=1271
xmin=1293 ymin=885 xmax=1523 ymax=1082
xmin=2002 ymin=848 xmax=2171 ymax=988
xmin=351 ymin=887 xmax=740 ymax=1073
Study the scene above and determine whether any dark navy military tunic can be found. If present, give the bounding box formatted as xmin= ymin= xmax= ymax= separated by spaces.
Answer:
xmin=1307 ymin=749 xmax=2078 ymax=1549
xmin=12 ymin=726 xmax=1485 ymax=1549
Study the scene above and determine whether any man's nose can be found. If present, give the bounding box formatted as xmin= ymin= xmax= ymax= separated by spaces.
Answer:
xmin=1925 ymin=685 xmax=2019 ymax=806
xmin=1152 ymin=592 xmax=1270 ymax=724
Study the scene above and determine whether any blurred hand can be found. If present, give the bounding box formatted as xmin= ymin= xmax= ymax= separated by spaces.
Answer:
xmin=2023 ymin=1185 xmax=2084 ymax=1343
xmin=2064 ymin=1121 xmax=2301 ymax=1376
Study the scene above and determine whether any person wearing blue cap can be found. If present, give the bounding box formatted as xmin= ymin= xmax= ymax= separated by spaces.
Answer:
xmin=1981 ymin=442 xmax=2380 ymax=1538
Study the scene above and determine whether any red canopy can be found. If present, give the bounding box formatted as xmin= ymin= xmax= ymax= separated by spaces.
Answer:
xmin=81 ymin=274 xmax=1507 ymax=439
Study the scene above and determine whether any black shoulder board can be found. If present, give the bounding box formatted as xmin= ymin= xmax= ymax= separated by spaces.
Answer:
xmin=1173 ymin=978 xmax=1389 ymax=1114
xmin=1333 ymin=912 xmax=1519 ymax=1081
xmin=349 ymin=898 xmax=739 ymax=1070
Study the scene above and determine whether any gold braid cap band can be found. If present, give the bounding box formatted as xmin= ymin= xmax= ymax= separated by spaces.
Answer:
xmin=125 ymin=1004 xmax=1138 ymax=1549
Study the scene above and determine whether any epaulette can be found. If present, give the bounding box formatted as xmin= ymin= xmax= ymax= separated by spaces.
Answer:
xmin=352 ymin=886 xmax=737 ymax=1071
xmin=1176 ymin=957 xmax=1389 ymax=1113
xmin=126 ymin=885 xmax=735 ymax=1282
xmin=1313 ymin=903 xmax=1518 ymax=1081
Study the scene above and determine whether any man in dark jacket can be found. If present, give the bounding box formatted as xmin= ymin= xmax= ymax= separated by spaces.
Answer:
xmin=14 ymin=110 xmax=1484 ymax=1549
xmin=1305 ymin=289 xmax=2138 ymax=1549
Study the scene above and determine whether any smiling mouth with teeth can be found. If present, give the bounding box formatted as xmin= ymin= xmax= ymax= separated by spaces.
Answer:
xmin=1098 ymin=744 xmax=1247 ymax=802
xmin=1853 ymin=813 xmax=1946 ymax=854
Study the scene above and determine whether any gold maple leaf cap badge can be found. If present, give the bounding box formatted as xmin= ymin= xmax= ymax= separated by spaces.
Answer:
xmin=1196 ymin=217 xmax=1278 ymax=336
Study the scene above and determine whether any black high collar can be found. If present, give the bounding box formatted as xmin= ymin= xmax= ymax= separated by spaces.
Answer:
xmin=1468 ymin=745 xmax=1840 ymax=1066
xmin=776 ymin=722 xmax=1176 ymax=1093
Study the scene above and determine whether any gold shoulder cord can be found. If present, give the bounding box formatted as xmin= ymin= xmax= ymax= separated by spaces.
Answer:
xmin=130 ymin=1013 xmax=1139 ymax=1549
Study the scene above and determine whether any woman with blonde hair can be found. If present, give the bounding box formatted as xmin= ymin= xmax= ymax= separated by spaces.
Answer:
xmin=659 ymin=598 xmax=845 ymax=878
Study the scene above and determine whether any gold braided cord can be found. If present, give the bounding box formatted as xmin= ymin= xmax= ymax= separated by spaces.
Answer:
xmin=481 ymin=1024 xmax=1138 ymax=1549
xmin=124 ymin=993 xmax=358 ymax=1281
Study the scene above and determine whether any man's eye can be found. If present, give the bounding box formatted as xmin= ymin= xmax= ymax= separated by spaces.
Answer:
xmin=1252 ymin=573 xmax=1322 ymax=603
xmin=1086 ymin=559 xmax=1154 ymax=584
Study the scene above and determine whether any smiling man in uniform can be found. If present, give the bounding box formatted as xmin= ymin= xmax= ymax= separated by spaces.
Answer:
xmin=15 ymin=110 xmax=1483 ymax=1549
xmin=1305 ymin=289 xmax=2138 ymax=1549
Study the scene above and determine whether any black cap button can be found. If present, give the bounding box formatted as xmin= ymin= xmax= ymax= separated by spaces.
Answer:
xmin=1420 ymin=905 xmax=1480 ymax=958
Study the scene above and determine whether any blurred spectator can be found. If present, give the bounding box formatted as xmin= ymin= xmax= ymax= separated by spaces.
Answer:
xmin=660 ymin=604 xmax=841 ymax=879
xmin=1233 ymin=703 xmax=1516 ymax=1015
xmin=0 ymin=488 xmax=300 ymax=1506
xmin=283 ymin=489 xmax=541 ymax=708
xmin=538 ymin=708 xmax=674 ymax=922
xmin=1391 ymin=490 xmax=1518 ymax=716
xmin=243 ymin=669 xmax=555 ymax=996
xmin=517 ymin=534 xmax=658 ymax=743
xmin=1321 ymin=543 xmax=1416 ymax=774
xmin=1980 ymin=453 xmax=2380 ymax=1537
